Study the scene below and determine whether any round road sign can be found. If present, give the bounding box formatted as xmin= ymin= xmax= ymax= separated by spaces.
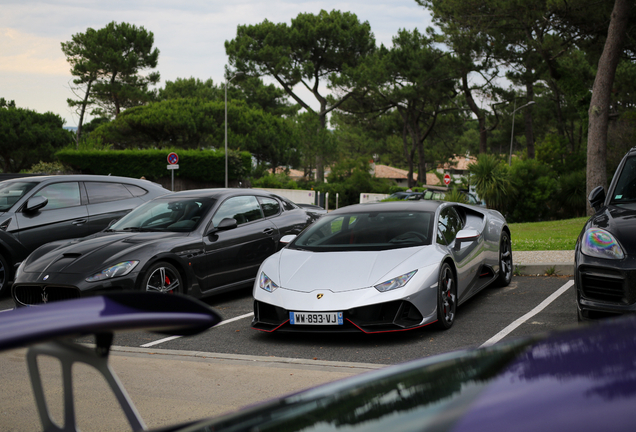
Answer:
xmin=443 ymin=173 xmax=451 ymax=186
xmin=167 ymin=152 xmax=179 ymax=165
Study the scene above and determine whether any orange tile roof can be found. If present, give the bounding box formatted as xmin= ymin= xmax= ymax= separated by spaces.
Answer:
xmin=439 ymin=155 xmax=477 ymax=171
xmin=373 ymin=164 xmax=418 ymax=181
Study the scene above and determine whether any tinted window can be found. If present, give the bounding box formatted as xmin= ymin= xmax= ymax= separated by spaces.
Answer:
xmin=259 ymin=197 xmax=280 ymax=217
xmin=110 ymin=197 xmax=215 ymax=232
xmin=291 ymin=211 xmax=433 ymax=252
xmin=33 ymin=183 xmax=81 ymax=210
xmin=85 ymin=182 xmax=134 ymax=204
xmin=0 ymin=181 xmax=37 ymax=211
xmin=437 ymin=207 xmax=464 ymax=245
xmin=281 ymin=197 xmax=298 ymax=211
xmin=611 ymin=156 xmax=636 ymax=203
xmin=124 ymin=184 xmax=148 ymax=197
xmin=213 ymin=196 xmax=263 ymax=226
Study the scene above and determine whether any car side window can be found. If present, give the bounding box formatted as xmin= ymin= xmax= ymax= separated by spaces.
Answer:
xmin=280 ymin=197 xmax=298 ymax=211
xmin=85 ymin=182 xmax=134 ymax=204
xmin=212 ymin=196 xmax=263 ymax=226
xmin=258 ymin=197 xmax=281 ymax=217
xmin=32 ymin=182 xmax=81 ymax=210
xmin=437 ymin=207 xmax=463 ymax=245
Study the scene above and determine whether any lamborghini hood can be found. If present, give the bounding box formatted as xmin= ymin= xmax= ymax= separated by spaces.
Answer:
xmin=272 ymin=246 xmax=439 ymax=293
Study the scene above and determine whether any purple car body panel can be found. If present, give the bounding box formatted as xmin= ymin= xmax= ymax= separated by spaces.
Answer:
xmin=453 ymin=317 xmax=636 ymax=432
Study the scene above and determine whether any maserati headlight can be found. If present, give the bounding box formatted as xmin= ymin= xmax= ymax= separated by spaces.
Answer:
xmin=259 ymin=272 xmax=279 ymax=293
xmin=375 ymin=270 xmax=417 ymax=293
xmin=86 ymin=261 xmax=139 ymax=282
xmin=14 ymin=260 xmax=26 ymax=281
xmin=581 ymin=228 xmax=625 ymax=260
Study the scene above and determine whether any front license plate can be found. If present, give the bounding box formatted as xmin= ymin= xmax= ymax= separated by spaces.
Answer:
xmin=290 ymin=311 xmax=343 ymax=325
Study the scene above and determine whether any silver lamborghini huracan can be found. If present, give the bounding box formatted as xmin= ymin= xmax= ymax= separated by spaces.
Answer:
xmin=252 ymin=200 xmax=512 ymax=333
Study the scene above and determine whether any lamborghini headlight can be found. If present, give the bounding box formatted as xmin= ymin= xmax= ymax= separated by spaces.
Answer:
xmin=375 ymin=270 xmax=417 ymax=293
xmin=259 ymin=272 xmax=279 ymax=293
xmin=86 ymin=261 xmax=139 ymax=282
xmin=581 ymin=228 xmax=625 ymax=260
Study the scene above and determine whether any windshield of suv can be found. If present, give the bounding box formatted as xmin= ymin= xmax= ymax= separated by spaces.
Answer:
xmin=110 ymin=197 xmax=216 ymax=232
xmin=611 ymin=156 xmax=636 ymax=204
xmin=0 ymin=181 xmax=38 ymax=211
xmin=290 ymin=210 xmax=434 ymax=252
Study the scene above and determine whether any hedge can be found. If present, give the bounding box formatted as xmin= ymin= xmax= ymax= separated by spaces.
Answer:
xmin=55 ymin=149 xmax=252 ymax=183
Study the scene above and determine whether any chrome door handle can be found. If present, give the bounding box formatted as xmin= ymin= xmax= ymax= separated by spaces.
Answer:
xmin=72 ymin=219 xmax=87 ymax=225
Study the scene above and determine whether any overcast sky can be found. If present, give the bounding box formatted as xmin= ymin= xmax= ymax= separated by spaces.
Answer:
xmin=1 ymin=0 xmax=433 ymax=127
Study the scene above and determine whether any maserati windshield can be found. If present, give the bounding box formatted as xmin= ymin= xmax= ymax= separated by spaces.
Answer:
xmin=290 ymin=210 xmax=434 ymax=252
xmin=110 ymin=197 xmax=216 ymax=232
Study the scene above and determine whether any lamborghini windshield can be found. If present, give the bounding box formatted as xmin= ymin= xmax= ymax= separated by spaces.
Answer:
xmin=290 ymin=210 xmax=434 ymax=252
xmin=110 ymin=197 xmax=216 ymax=232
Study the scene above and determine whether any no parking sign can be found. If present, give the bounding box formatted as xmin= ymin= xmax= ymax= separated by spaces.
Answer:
xmin=167 ymin=152 xmax=179 ymax=165
xmin=167 ymin=152 xmax=179 ymax=191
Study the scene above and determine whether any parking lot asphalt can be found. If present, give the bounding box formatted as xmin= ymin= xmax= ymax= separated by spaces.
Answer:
xmin=0 ymin=251 xmax=576 ymax=431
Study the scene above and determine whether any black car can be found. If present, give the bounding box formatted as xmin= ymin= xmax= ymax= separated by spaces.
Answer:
xmin=0 ymin=175 xmax=169 ymax=296
xmin=12 ymin=188 xmax=318 ymax=306
xmin=576 ymin=146 xmax=636 ymax=320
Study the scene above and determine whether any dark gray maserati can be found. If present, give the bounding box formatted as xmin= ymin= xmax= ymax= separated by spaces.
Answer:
xmin=12 ymin=189 xmax=318 ymax=306
xmin=0 ymin=175 xmax=169 ymax=296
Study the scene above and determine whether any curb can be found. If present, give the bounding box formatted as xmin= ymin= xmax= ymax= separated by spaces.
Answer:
xmin=108 ymin=345 xmax=386 ymax=371
xmin=514 ymin=263 xmax=574 ymax=277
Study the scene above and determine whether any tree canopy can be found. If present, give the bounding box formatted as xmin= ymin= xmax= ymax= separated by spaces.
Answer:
xmin=61 ymin=21 xmax=160 ymax=136
xmin=225 ymin=9 xmax=376 ymax=181
xmin=0 ymin=105 xmax=73 ymax=172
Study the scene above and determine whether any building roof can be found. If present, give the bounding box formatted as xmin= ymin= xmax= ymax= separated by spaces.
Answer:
xmin=439 ymin=155 xmax=477 ymax=171
xmin=271 ymin=167 xmax=307 ymax=180
xmin=373 ymin=164 xmax=418 ymax=181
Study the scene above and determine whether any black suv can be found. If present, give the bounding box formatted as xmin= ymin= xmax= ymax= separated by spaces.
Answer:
xmin=0 ymin=175 xmax=169 ymax=295
xmin=576 ymin=146 xmax=636 ymax=320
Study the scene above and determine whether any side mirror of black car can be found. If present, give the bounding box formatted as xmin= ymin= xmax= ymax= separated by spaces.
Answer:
xmin=206 ymin=217 xmax=238 ymax=236
xmin=24 ymin=196 xmax=48 ymax=213
xmin=588 ymin=186 xmax=606 ymax=212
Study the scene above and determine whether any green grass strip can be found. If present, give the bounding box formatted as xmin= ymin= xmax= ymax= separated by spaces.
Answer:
xmin=508 ymin=217 xmax=588 ymax=251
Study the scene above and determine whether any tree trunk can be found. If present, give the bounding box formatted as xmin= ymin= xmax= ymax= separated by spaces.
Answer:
xmin=462 ymin=72 xmax=487 ymax=153
xmin=75 ymin=79 xmax=94 ymax=148
xmin=315 ymin=105 xmax=328 ymax=183
xmin=586 ymin=0 xmax=631 ymax=215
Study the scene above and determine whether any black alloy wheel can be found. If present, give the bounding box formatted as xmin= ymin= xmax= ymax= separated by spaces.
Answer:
xmin=436 ymin=262 xmax=457 ymax=330
xmin=495 ymin=232 xmax=513 ymax=287
xmin=143 ymin=262 xmax=182 ymax=294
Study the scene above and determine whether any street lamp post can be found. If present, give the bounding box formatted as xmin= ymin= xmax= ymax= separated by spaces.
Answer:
xmin=225 ymin=72 xmax=242 ymax=188
xmin=509 ymin=100 xmax=536 ymax=166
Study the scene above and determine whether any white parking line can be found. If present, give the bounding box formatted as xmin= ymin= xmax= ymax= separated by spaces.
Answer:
xmin=480 ymin=280 xmax=575 ymax=347
xmin=140 ymin=312 xmax=254 ymax=348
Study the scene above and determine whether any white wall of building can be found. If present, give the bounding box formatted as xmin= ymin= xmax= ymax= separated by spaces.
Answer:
xmin=254 ymin=188 xmax=316 ymax=204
